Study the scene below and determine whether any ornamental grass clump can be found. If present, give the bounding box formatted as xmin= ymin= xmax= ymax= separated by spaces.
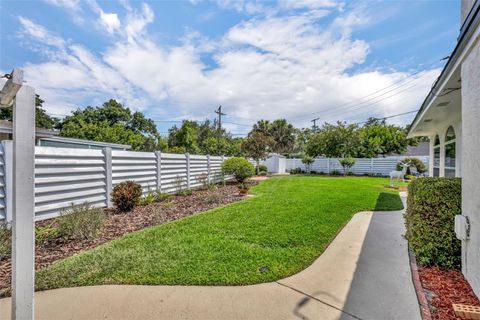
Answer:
xmin=405 ymin=177 xmax=461 ymax=269
xmin=111 ymin=180 xmax=142 ymax=212
xmin=0 ymin=222 xmax=11 ymax=261
xmin=58 ymin=203 xmax=105 ymax=240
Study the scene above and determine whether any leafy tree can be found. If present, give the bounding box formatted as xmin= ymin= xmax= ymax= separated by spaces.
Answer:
xmin=0 ymin=94 xmax=59 ymax=129
xmin=269 ymin=119 xmax=296 ymax=154
xmin=302 ymin=155 xmax=314 ymax=173
xmin=58 ymin=99 xmax=166 ymax=151
xmin=306 ymin=122 xmax=361 ymax=158
xmin=358 ymin=121 xmax=413 ymax=157
xmin=250 ymin=119 xmax=296 ymax=155
xmin=241 ymin=131 xmax=274 ymax=174
xmin=292 ymin=128 xmax=314 ymax=157
xmin=339 ymin=157 xmax=356 ymax=175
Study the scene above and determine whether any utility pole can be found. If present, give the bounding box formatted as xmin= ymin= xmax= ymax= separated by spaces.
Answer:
xmin=214 ymin=105 xmax=226 ymax=152
xmin=311 ymin=117 xmax=320 ymax=132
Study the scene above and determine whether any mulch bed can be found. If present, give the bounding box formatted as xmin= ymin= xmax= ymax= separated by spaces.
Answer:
xmin=0 ymin=183 xmax=250 ymax=297
xmin=419 ymin=266 xmax=480 ymax=320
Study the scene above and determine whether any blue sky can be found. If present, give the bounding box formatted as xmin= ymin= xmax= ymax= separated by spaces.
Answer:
xmin=0 ymin=0 xmax=460 ymax=135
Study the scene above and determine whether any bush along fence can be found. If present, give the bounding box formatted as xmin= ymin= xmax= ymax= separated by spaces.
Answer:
xmin=0 ymin=140 xmax=247 ymax=222
xmin=282 ymin=156 xmax=429 ymax=176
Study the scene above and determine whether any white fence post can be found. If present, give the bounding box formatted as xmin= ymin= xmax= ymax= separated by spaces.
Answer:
xmin=155 ymin=151 xmax=162 ymax=191
xmin=103 ymin=147 xmax=113 ymax=208
xmin=370 ymin=158 xmax=374 ymax=174
xmin=3 ymin=140 xmax=13 ymax=223
xmin=11 ymin=85 xmax=36 ymax=320
xmin=186 ymin=153 xmax=191 ymax=189
xmin=207 ymin=154 xmax=211 ymax=185
xmin=327 ymin=158 xmax=330 ymax=173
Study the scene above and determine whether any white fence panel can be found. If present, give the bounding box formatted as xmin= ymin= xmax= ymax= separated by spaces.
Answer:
xmin=284 ymin=156 xmax=429 ymax=176
xmin=34 ymin=146 xmax=107 ymax=221
xmin=160 ymin=152 xmax=188 ymax=194
xmin=112 ymin=150 xmax=157 ymax=194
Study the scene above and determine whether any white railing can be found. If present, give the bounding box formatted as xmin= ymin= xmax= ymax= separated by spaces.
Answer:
xmin=284 ymin=156 xmax=429 ymax=176
xmin=0 ymin=141 xmax=230 ymax=222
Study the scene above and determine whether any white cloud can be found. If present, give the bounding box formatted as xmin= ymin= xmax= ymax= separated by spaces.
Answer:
xmin=279 ymin=0 xmax=340 ymax=10
xmin=43 ymin=0 xmax=84 ymax=24
xmin=99 ymin=11 xmax=121 ymax=34
xmin=18 ymin=16 xmax=65 ymax=49
xmin=16 ymin=2 xmax=440 ymax=130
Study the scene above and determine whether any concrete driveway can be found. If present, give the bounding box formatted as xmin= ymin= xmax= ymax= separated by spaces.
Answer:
xmin=0 ymin=207 xmax=421 ymax=320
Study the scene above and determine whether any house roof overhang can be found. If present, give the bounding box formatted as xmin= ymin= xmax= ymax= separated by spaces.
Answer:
xmin=407 ymin=0 xmax=480 ymax=138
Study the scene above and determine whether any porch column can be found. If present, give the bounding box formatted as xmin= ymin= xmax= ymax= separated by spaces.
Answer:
xmin=454 ymin=121 xmax=462 ymax=177
xmin=439 ymin=133 xmax=446 ymax=177
xmin=428 ymin=135 xmax=435 ymax=177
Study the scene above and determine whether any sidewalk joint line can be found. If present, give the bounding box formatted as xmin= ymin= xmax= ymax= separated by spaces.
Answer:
xmin=275 ymin=281 xmax=365 ymax=320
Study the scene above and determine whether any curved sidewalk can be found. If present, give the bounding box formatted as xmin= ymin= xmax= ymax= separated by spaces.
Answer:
xmin=0 ymin=209 xmax=421 ymax=320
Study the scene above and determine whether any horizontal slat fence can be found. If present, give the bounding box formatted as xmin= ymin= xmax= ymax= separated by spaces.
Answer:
xmin=284 ymin=156 xmax=429 ymax=176
xmin=0 ymin=141 xmax=236 ymax=222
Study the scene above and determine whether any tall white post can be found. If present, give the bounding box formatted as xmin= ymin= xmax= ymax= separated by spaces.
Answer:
xmin=103 ymin=147 xmax=112 ymax=208
xmin=11 ymin=85 xmax=36 ymax=320
xmin=428 ymin=135 xmax=435 ymax=177
xmin=439 ymin=135 xmax=446 ymax=177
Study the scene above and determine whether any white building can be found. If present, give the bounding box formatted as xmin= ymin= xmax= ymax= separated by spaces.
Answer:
xmin=407 ymin=0 xmax=480 ymax=296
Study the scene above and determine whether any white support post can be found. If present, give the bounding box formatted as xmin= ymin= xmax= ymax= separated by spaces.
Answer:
xmin=103 ymin=147 xmax=112 ymax=208
xmin=3 ymin=140 xmax=13 ymax=223
xmin=186 ymin=153 xmax=191 ymax=189
xmin=11 ymin=85 xmax=36 ymax=320
xmin=155 ymin=151 xmax=162 ymax=191
xmin=327 ymin=158 xmax=330 ymax=173
xmin=428 ymin=135 xmax=435 ymax=177
xmin=370 ymin=158 xmax=374 ymax=174
xmin=207 ymin=155 xmax=211 ymax=185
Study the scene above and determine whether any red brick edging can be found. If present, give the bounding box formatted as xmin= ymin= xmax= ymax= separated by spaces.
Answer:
xmin=409 ymin=248 xmax=433 ymax=320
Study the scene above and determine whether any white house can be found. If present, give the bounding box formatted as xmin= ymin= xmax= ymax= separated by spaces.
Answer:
xmin=407 ymin=0 xmax=480 ymax=296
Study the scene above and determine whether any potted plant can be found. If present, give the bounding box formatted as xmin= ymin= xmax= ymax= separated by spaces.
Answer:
xmin=238 ymin=183 xmax=250 ymax=195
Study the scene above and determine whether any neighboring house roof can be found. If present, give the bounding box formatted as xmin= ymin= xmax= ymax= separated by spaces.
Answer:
xmin=405 ymin=142 xmax=430 ymax=157
xmin=0 ymin=120 xmax=131 ymax=150
xmin=0 ymin=120 xmax=58 ymax=138
xmin=407 ymin=0 xmax=480 ymax=138
xmin=39 ymin=137 xmax=131 ymax=150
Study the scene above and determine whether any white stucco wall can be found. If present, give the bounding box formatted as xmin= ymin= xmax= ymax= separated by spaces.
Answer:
xmin=461 ymin=36 xmax=480 ymax=296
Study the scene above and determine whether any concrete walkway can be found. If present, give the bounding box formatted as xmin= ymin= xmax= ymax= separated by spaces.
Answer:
xmin=0 ymin=208 xmax=421 ymax=320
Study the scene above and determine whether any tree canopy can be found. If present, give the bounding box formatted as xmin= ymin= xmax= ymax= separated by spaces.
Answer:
xmin=58 ymin=99 xmax=167 ymax=151
xmin=306 ymin=119 xmax=417 ymax=158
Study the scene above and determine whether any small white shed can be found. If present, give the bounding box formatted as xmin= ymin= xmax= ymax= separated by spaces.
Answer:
xmin=265 ymin=154 xmax=286 ymax=174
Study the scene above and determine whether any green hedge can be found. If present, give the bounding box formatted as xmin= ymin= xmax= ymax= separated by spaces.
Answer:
xmin=405 ymin=177 xmax=461 ymax=269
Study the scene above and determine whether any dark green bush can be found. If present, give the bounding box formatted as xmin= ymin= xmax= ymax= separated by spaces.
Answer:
xmin=0 ymin=222 xmax=11 ymax=261
xmin=257 ymin=164 xmax=268 ymax=173
xmin=221 ymin=157 xmax=254 ymax=183
xmin=111 ymin=180 xmax=143 ymax=212
xmin=397 ymin=157 xmax=427 ymax=175
xmin=58 ymin=203 xmax=105 ymax=240
xmin=290 ymin=168 xmax=302 ymax=174
xmin=405 ymin=177 xmax=461 ymax=269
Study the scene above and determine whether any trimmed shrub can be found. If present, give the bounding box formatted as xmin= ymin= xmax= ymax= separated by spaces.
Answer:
xmin=257 ymin=164 xmax=268 ymax=173
xmin=339 ymin=157 xmax=356 ymax=176
xmin=0 ymin=222 xmax=11 ymax=261
xmin=58 ymin=203 xmax=106 ymax=240
xmin=221 ymin=157 xmax=254 ymax=183
xmin=397 ymin=157 xmax=427 ymax=176
xmin=290 ymin=167 xmax=302 ymax=174
xmin=405 ymin=178 xmax=461 ymax=269
xmin=111 ymin=180 xmax=142 ymax=212
xmin=330 ymin=169 xmax=341 ymax=176
xmin=302 ymin=155 xmax=314 ymax=173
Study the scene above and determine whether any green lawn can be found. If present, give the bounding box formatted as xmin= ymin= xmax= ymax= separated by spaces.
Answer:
xmin=36 ymin=176 xmax=403 ymax=290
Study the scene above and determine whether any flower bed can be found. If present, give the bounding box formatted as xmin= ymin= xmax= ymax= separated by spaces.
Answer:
xmin=0 ymin=183 xmax=246 ymax=297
